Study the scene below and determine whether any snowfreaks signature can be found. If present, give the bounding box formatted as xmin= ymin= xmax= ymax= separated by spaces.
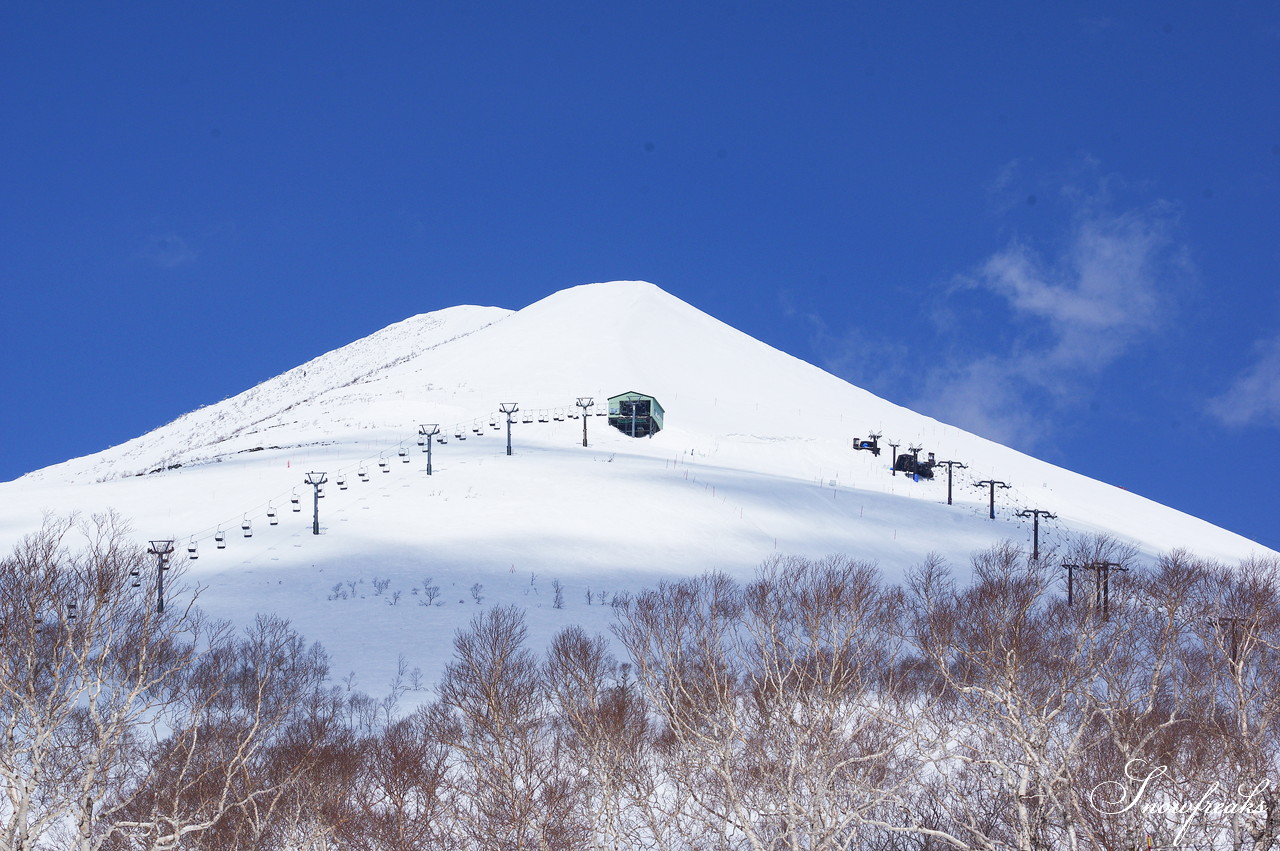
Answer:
xmin=1089 ymin=759 xmax=1269 ymax=845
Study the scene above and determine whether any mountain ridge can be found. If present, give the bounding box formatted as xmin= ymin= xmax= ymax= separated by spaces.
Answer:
xmin=0 ymin=279 xmax=1271 ymax=689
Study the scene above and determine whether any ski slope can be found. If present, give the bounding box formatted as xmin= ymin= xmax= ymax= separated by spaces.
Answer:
xmin=0 ymin=281 xmax=1271 ymax=692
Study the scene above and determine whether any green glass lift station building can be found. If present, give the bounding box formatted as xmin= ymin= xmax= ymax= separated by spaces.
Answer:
xmin=607 ymin=391 xmax=664 ymax=438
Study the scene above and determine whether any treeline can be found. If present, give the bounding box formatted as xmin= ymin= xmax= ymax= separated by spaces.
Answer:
xmin=2 ymin=514 xmax=1277 ymax=851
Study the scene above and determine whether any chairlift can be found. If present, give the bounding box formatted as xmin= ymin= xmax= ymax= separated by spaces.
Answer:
xmin=417 ymin=436 xmax=426 ymax=447
xmin=358 ymin=466 xmax=369 ymax=481
xmin=317 ymin=485 xmax=325 ymax=498
xmin=398 ymin=447 xmax=409 ymax=462
xmin=267 ymin=504 xmax=278 ymax=525
xmin=291 ymin=493 xmax=301 ymax=512
xmin=472 ymin=421 xmax=482 ymax=434
xmin=522 ymin=416 xmax=533 ymax=424
xmin=131 ymin=566 xmax=141 ymax=587
xmin=569 ymin=412 xmax=579 ymax=419
xmin=67 ymin=602 xmax=77 ymax=622
xmin=242 ymin=517 xmax=252 ymax=538
xmin=437 ymin=435 xmax=447 ymax=444
xmin=215 ymin=529 xmax=226 ymax=549
xmin=553 ymin=411 xmax=564 ymax=421
xmin=489 ymin=418 xmax=498 ymax=429
xmin=538 ymin=414 xmax=549 ymax=423
xmin=379 ymin=458 xmax=389 ymax=473
xmin=337 ymin=475 xmax=347 ymax=490
xmin=187 ymin=540 xmax=199 ymax=560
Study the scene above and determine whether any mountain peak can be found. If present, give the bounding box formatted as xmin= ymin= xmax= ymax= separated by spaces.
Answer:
xmin=9 ymin=280 xmax=1272 ymax=570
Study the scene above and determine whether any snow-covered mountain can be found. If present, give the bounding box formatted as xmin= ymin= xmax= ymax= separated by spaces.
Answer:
xmin=0 ymin=281 xmax=1270 ymax=690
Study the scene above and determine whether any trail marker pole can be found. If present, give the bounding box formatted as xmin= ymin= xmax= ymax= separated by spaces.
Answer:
xmin=576 ymin=397 xmax=594 ymax=447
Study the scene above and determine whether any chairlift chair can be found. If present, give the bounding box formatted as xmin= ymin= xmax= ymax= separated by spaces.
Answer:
xmin=132 ymin=567 xmax=141 ymax=588
xmin=291 ymin=493 xmax=301 ymax=512
xmin=216 ymin=529 xmax=226 ymax=549
xmin=358 ymin=466 xmax=369 ymax=481
xmin=379 ymin=458 xmax=389 ymax=473
xmin=268 ymin=505 xmax=278 ymax=525
xmin=522 ymin=416 xmax=533 ymax=424
xmin=437 ymin=435 xmax=447 ymax=444
xmin=242 ymin=517 xmax=252 ymax=538
xmin=187 ymin=540 xmax=199 ymax=560
xmin=490 ymin=418 xmax=499 ymax=429
xmin=398 ymin=447 xmax=409 ymax=462
xmin=337 ymin=475 xmax=347 ymax=490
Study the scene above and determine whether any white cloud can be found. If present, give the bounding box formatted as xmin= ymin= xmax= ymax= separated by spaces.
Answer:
xmin=1208 ymin=334 xmax=1280 ymax=428
xmin=798 ymin=167 xmax=1193 ymax=453
xmin=914 ymin=355 xmax=1049 ymax=448
xmin=921 ymin=197 xmax=1187 ymax=447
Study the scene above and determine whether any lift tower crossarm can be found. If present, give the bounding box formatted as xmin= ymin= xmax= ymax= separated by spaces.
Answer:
xmin=974 ymin=479 xmax=1010 ymax=520
xmin=1014 ymin=508 xmax=1057 ymax=561
xmin=934 ymin=460 xmax=968 ymax=505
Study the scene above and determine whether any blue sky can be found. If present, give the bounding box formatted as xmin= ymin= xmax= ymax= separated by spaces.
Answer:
xmin=3 ymin=2 xmax=1278 ymax=551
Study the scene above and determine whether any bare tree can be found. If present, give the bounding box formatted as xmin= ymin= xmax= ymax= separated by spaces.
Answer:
xmin=892 ymin=538 xmax=1146 ymax=851
xmin=104 ymin=615 xmax=335 ymax=850
xmin=335 ymin=701 xmax=459 ymax=851
xmin=437 ymin=605 xmax=586 ymax=850
xmin=0 ymin=513 xmax=218 ymax=851
xmin=613 ymin=556 xmax=916 ymax=850
xmin=545 ymin=626 xmax=672 ymax=850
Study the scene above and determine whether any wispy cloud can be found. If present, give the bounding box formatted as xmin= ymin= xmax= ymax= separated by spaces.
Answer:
xmin=805 ymin=170 xmax=1192 ymax=450
xmin=1207 ymin=334 xmax=1280 ymax=428
xmin=136 ymin=233 xmax=197 ymax=268
xmin=923 ymin=193 xmax=1188 ymax=446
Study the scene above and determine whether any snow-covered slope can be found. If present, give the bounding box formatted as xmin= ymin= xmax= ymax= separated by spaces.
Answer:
xmin=0 ymin=281 xmax=1271 ymax=691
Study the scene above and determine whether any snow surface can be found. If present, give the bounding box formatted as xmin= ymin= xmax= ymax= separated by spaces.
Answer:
xmin=0 ymin=281 xmax=1272 ymax=694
